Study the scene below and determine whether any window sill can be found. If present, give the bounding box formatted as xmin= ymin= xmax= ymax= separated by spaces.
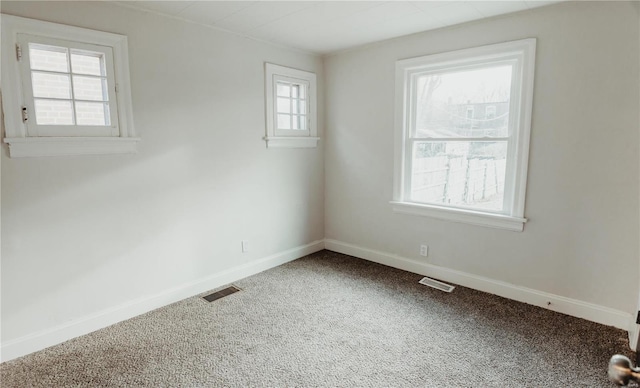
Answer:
xmin=263 ymin=136 xmax=319 ymax=149
xmin=390 ymin=201 xmax=527 ymax=232
xmin=4 ymin=137 xmax=140 ymax=157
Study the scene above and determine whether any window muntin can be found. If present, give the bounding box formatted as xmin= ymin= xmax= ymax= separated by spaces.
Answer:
xmin=27 ymin=40 xmax=112 ymax=128
xmin=393 ymin=39 xmax=536 ymax=230
xmin=18 ymin=34 xmax=118 ymax=137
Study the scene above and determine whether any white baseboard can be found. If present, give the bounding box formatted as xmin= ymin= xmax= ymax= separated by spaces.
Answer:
xmin=0 ymin=240 xmax=325 ymax=363
xmin=324 ymin=239 xmax=632 ymax=335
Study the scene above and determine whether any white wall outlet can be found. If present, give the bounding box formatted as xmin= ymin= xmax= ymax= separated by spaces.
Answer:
xmin=241 ymin=240 xmax=250 ymax=253
xmin=420 ymin=244 xmax=428 ymax=257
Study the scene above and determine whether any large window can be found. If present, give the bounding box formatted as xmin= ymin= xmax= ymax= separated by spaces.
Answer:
xmin=1 ymin=15 xmax=137 ymax=157
xmin=392 ymin=39 xmax=536 ymax=231
xmin=264 ymin=63 xmax=318 ymax=148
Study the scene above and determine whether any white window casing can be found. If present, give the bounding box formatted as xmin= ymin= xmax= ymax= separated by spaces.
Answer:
xmin=264 ymin=63 xmax=318 ymax=148
xmin=1 ymin=14 xmax=139 ymax=157
xmin=392 ymin=39 xmax=536 ymax=231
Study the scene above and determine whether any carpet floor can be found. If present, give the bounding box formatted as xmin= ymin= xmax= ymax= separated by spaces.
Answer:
xmin=1 ymin=250 xmax=637 ymax=387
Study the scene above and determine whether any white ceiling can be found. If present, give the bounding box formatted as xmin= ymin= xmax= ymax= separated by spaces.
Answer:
xmin=118 ymin=1 xmax=562 ymax=55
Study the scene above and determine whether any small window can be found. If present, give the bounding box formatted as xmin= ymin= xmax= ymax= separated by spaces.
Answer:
xmin=1 ymin=15 xmax=138 ymax=157
xmin=264 ymin=63 xmax=318 ymax=148
xmin=392 ymin=39 xmax=536 ymax=231
xmin=275 ymin=80 xmax=308 ymax=133
xmin=20 ymin=36 xmax=118 ymax=136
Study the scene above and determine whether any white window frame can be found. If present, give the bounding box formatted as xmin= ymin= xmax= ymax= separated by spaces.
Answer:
xmin=1 ymin=14 xmax=138 ymax=157
xmin=264 ymin=63 xmax=318 ymax=148
xmin=391 ymin=39 xmax=536 ymax=231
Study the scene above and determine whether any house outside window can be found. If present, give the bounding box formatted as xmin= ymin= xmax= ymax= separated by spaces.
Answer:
xmin=392 ymin=39 xmax=536 ymax=231
xmin=485 ymin=105 xmax=497 ymax=119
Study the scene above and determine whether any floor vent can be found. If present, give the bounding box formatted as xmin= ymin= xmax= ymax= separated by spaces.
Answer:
xmin=419 ymin=277 xmax=455 ymax=293
xmin=202 ymin=286 xmax=241 ymax=302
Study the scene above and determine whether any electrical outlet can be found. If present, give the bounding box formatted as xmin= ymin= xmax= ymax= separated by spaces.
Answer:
xmin=241 ymin=240 xmax=250 ymax=253
xmin=419 ymin=244 xmax=428 ymax=257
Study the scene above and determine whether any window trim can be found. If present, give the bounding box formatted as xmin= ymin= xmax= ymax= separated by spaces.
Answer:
xmin=392 ymin=39 xmax=536 ymax=231
xmin=264 ymin=63 xmax=318 ymax=148
xmin=1 ymin=14 xmax=138 ymax=157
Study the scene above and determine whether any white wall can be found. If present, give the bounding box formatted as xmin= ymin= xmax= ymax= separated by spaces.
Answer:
xmin=324 ymin=1 xmax=639 ymax=317
xmin=1 ymin=1 xmax=324 ymax=356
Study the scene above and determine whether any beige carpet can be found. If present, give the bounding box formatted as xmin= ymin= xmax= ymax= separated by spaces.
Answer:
xmin=1 ymin=250 xmax=637 ymax=387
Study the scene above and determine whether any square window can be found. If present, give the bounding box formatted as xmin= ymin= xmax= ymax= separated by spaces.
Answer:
xmin=21 ymin=40 xmax=115 ymax=135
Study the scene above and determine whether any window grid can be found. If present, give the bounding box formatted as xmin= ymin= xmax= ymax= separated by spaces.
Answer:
xmin=275 ymin=81 xmax=307 ymax=131
xmin=29 ymin=43 xmax=110 ymax=126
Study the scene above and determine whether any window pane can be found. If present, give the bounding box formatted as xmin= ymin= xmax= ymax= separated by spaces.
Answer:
xmin=73 ymin=76 xmax=108 ymax=101
xmin=299 ymin=84 xmax=306 ymax=99
xmin=34 ymin=99 xmax=74 ymax=125
xmin=291 ymin=84 xmax=299 ymax=98
xmin=291 ymin=100 xmax=307 ymax=115
xmin=277 ymin=114 xmax=290 ymax=129
xmin=277 ymin=97 xmax=290 ymax=114
xmin=29 ymin=44 xmax=69 ymax=72
xmin=70 ymin=51 xmax=104 ymax=76
xmin=75 ymin=101 xmax=110 ymax=126
xmin=298 ymin=115 xmax=307 ymax=130
xmin=415 ymin=65 xmax=512 ymax=138
xmin=410 ymin=141 xmax=507 ymax=211
xmin=276 ymin=82 xmax=290 ymax=97
xmin=292 ymin=115 xmax=299 ymax=129
xmin=31 ymin=72 xmax=71 ymax=99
